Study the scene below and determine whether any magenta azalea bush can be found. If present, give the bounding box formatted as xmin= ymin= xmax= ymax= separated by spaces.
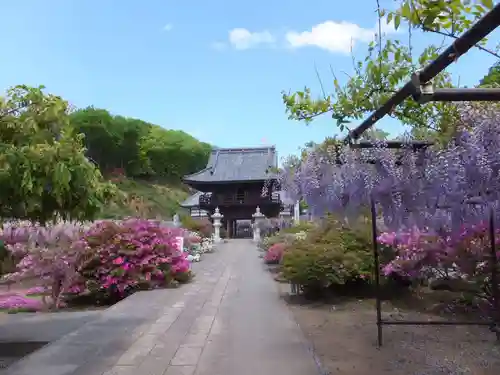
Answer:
xmin=66 ymin=219 xmax=191 ymax=305
xmin=376 ymin=223 xmax=500 ymax=314
xmin=0 ymin=293 xmax=44 ymax=312
xmin=379 ymin=223 xmax=500 ymax=281
xmin=1 ymin=221 xmax=87 ymax=308
xmin=264 ymin=243 xmax=287 ymax=264
xmin=1 ymin=219 xmax=193 ymax=310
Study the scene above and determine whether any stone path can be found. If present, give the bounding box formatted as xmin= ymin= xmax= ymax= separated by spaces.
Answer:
xmin=4 ymin=240 xmax=319 ymax=375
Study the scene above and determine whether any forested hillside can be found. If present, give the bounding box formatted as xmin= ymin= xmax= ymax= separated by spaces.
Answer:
xmin=69 ymin=108 xmax=211 ymax=219
xmin=69 ymin=107 xmax=211 ymax=182
xmin=0 ymin=85 xmax=211 ymax=222
xmin=68 ymin=106 xmax=211 ymax=218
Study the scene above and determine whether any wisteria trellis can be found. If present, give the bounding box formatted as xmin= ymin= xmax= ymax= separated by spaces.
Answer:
xmin=278 ymin=102 xmax=500 ymax=345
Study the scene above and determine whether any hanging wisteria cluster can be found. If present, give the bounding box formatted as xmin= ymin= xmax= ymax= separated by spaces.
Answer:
xmin=279 ymin=102 xmax=500 ymax=237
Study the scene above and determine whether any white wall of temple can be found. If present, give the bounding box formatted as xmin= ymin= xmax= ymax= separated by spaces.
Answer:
xmin=190 ymin=207 xmax=209 ymax=217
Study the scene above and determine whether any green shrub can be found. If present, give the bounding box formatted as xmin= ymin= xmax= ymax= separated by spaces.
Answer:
xmin=181 ymin=216 xmax=213 ymax=238
xmin=281 ymin=217 xmax=373 ymax=297
xmin=280 ymin=222 xmax=315 ymax=234
xmin=0 ymin=240 xmax=16 ymax=276
xmin=261 ymin=232 xmax=296 ymax=251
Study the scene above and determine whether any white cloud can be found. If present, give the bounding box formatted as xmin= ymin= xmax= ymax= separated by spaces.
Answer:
xmin=228 ymin=28 xmax=275 ymax=50
xmin=163 ymin=23 xmax=173 ymax=32
xmin=285 ymin=20 xmax=397 ymax=54
xmin=380 ymin=19 xmax=398 ymax=34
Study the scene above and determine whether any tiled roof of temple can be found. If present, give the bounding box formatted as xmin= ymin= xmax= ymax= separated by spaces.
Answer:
xmin=183 ymin=146 xmax=277 ymax=183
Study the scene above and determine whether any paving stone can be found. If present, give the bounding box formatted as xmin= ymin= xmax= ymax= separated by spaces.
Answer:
xmin=134 ymin=355 xmax=173 ymax=375
xmin=156 ymin=309 xmax=183 ymax=324
xmin=7 ymin=364 xmax=79 ymax=375
xmin=154 ymin=326 xmax=187 ymax=347
xmin=170 ymin=347 xmax=203 ymax=366
xmin=181 ymin=332 xmax=208 ymax=347
xmin=148 ymin=340 xmax=179 ymax=360
xmin=146 ymin=321 xmax=175 ymax=335
xmin=199 ymin=306 xmax=218 ymax=316
xmin=164 ymin=365 xmax=196 ymax=375
xmin=193 ymin=240 xmax=319 ymax=375
xmin=208 ymin=317 xmax=223 ymax=336
xmin=69 ymin=358 xmax=118 ymax=375
xmin=114 ymin=335 xmax=157 ymax=366
xmin=0 ymin=311 xmax=101 ymax=343
xmin=102 ymin=365 xmax=135 ymax=375
xmin=189 ymin=316 xmax=215 ymax=335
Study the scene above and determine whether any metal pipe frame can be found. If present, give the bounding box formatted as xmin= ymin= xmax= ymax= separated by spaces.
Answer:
xmin=370 ymin=196 xmax=500 ymax=347
xmin=349 ymin=140 xmax=433 ymax=149
xmin=413 ymin=87 xmax=500 ymax=103
xmin=308 ymin=144 xmax=500 ymax=346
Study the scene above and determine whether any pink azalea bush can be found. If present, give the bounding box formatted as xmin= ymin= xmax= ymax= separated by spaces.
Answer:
xmin=1 ymin=219 xmax=193 ymax=310
xmin=65 ymin=219 xmax=192 ymax=305
xmin=188 ymin=235 xmax=201 ymax=244
xmin=25 ymin=286 xmax=47 ymax=295
xmin=378 ymin=223 xmax=500 ymax=281
xmin=0 ymin=293 xmax=44 ymax=312
xmin=1 ymin=222 xmax=87 ymax=308
xmin=264 ymin=243 xmax=287 ymax=264
xmin=378 ymin=223 xmax=500 ymax=313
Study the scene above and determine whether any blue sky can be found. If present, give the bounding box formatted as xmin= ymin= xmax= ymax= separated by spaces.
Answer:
xmin=1 ymin=0 xmax=499 ymax=161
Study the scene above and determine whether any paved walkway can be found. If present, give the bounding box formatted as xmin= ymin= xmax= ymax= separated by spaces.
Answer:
xmin=5 ymin=240 xmax=319 ymax=375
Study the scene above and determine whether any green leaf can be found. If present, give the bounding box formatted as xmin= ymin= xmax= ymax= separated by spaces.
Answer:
xmin=401 ymin=2 xmax=412 ymax=18
xmin=394 ymin=13 xmax=401 ymax=30
xmin=481 ymin=0 xmax=494 ymax=9
xmin=387 ymin=12 xmax=393 ymax=24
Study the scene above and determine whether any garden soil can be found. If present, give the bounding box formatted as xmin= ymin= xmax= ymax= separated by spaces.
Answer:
xmin=278 ymin=284 xmax=500 ymax=375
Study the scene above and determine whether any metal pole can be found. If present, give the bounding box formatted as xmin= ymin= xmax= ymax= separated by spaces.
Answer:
xmin=414 ymin=88 xmax=500 ymax=103
xmin=349 ymin=140 xmax=433 ymax=150
xmin=488 ymin=205 xmax=500 ymax=341
xmin=370 ymin=194 xmax=383 ymax=347
xmin=346 ymin=81 xmax=415 ymax=142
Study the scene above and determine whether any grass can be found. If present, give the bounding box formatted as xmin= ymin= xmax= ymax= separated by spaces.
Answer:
xmin=99 ymin=177 xmax=190 ymax=220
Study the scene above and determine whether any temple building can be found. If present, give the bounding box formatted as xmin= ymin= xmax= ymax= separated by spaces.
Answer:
xmin=181 ymin=146 xmax=293 ymax=238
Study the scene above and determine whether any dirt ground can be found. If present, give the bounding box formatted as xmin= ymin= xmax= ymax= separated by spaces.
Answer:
xmin=276 ymin=282 xmax=500 ymax=375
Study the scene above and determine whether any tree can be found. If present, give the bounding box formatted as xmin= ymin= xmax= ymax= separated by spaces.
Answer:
xmin=479 ymin=61 xmax=500 ymax=87
xmin=70 ymin=108 xmax=212 ymax=181
xmin=393 ymin=0 xmax=498 ymax=57
xmin=0 ymin=85 xmax=116 ymax=224
xmin=70 ymin=108 xmax=152 ymax=177
xmin=361 ymin=128 xmax=389 ymax=141
xmin=282 ymin=0 xmax=497 ymax=143
xmin=140 ymin=126 xmax=211 ymax=181
xmin=112 ymin=115 xmax=152 ymax=177
xmin=69 ymin=107 xmax=124 ymax=172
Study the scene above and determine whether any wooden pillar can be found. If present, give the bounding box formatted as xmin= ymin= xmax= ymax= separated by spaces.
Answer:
xmin=226 ymin=219 xmax=231 ymax=238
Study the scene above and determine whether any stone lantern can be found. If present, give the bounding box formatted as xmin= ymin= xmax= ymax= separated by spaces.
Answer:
xmin=279 ymin=207 xmax=292 ymax=222
xmin=173 ymin=213 xmax=180 ymax=227
xmin=212 ymin=207 xmax=223 ymax=243
xmin=252 ymin=206 xmax=265 ymax=242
